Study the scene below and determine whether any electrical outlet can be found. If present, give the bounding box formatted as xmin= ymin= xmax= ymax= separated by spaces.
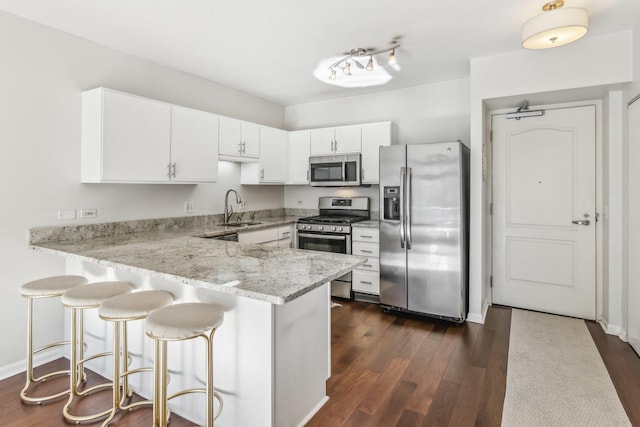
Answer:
xmin=297 ymin=200 xmax=303 ymax=205
xmin=81 ymin=209 xmax=97 ymax=219
xmin=58 ymin=209 xmax=76 ymax=220
xmin=185 ymin=202 xmax=194 ymax=213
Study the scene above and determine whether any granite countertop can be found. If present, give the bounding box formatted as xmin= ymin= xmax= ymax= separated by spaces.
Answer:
xmin=30 ymin=215 xmax=366 ymax=305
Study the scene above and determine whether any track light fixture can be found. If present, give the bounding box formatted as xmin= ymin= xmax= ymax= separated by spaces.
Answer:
xmin=327 ymin=45 xmax=400 ymax=80
xmin=314 ymin=40 xmax=401 ymax=88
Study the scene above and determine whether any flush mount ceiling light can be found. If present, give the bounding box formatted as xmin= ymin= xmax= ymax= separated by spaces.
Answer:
xmin=522 ymin=0 xmax=588 ymax=49
xmin=313 ymin=42 xmax=401 ymax=88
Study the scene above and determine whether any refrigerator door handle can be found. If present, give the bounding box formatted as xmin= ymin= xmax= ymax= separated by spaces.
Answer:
xmin=406 ymin=167 xmax=412 ymax=249
xmin=400 ymin=167 xmax=406 ymax=248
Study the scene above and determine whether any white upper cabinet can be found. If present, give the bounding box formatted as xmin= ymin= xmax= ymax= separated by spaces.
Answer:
xmin=287 ymin=130 xmax=311 ymax=184
xmin=241 ymin=126 xmax=288 ymax=184
xmin=310 ymin=125 xmax=361 ymax=155
xmin=360 ymin=122 xmax=392 ymax=184
xmin=83 ymin=88 xmax=170 ymax=183
xmin=81 ymin=88 xmax=219 ymax=184
xmin=170 ymin=105 xmax=219 ymax=183
xmin=260 ymin=126 xmax=288 ymax=183
xmin=219 ymin=116 xmax=259 ymax=160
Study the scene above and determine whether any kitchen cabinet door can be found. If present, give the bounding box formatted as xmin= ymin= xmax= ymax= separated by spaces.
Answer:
xmin=218 ymin=116 xmax=243 ymax=157
xmin=360 ymin=122 xmax=391 ymax=184
xmin=84 ymin=88 xmax=171 ymax=183
xmin=310 ymin=128 xmax=335 ymax=155
xmin=287 ymin=130 xmax=311 ymax=184
xmin=259 ymin=126 xmax=287 ymax=182
xmin=241 ymin=121 xmax=260 ymax=158
xmin=333 ymin=125 xmax=361 ymax=154
xmin=170 ymin=106 xmax=219 ymax=182
xmin=219 ymin=117 xmax=259 ymax=160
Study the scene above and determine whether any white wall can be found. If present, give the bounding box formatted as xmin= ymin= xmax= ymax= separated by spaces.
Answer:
xmin=284 ymin=78 xmax=470 ymax=212
xmin=469 ymin=30 xmax=634 ymax=323
xmin=0 ymin=11 xmax=285 ymax=371
xmin=623 ymin=22 xmax=640 ymax=351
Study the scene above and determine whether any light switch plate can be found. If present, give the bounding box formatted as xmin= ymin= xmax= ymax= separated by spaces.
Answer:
xmin=58 ymin=209 xmax=76 ymax=220
xmin=185 ymin=202 xmax=194 ymax=213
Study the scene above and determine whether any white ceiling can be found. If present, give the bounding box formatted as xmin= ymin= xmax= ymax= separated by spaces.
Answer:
xmin=0 ymin=0 xmax=638 ymax=106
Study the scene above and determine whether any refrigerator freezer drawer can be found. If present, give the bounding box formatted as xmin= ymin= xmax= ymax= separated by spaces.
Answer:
xmin=352 ymin=241 xmax=379 ymax=258
xmin=352 ymin=228 xmax=379 ymax=243
xmin=352 ymin=270 xmax=380 ymax=295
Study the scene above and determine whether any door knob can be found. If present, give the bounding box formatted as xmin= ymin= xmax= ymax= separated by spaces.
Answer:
xmin=571 ymin=219 xmax=590 ymax=226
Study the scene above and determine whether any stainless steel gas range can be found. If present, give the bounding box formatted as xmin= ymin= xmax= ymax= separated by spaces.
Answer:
xmin=296 ymin=197 xmax=370 ymax=299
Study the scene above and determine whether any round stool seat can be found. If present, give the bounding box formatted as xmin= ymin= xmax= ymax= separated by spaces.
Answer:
xmin=20 ymin=275 xmax=88 ymax=297
xmin=62 ymin=281 xmax=133 ymax=309
xmin=146 ymin=303 xmax=224 ymax=341
xmin=99 ymin=290 xmax=174 ymax=321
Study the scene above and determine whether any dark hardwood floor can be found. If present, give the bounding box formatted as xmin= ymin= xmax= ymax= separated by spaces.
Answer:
xmin=0 ymin=358 xmax=191 ymax=426
xmin=307 ymin=302 xmax=511 ymax=427
xmin=1 ymin=303 xmax=638 ymax=426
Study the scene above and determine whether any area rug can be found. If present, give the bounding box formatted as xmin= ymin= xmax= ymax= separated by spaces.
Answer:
xmin=502 ymin=309 xmax=631 ymax=427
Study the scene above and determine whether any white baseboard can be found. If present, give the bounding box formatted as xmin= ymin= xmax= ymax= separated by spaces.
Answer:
xmin=598 ymin=318 xmax=627 ymax=341
xmin=298 ymin=396 xmax=329 ymax=427
xmin=467 ymin=300 xmax=490 ymax=324
xmin=0 ymin=347 xmax=64 ymax=381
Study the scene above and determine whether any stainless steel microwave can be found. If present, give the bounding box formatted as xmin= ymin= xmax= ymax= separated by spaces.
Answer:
xmin=309 ymin=154 xmax=361 ymax=187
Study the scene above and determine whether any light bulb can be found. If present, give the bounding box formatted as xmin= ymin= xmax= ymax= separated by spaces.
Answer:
xmin=366 ymin=55 xmax=374 ymax=71
xmin=388 ymin=49 xmax=397 ymax=66
xmin=329 ymin=68 xmax=337 ymax=81
xmin=343 ymin=61 xmax=351 ymax=75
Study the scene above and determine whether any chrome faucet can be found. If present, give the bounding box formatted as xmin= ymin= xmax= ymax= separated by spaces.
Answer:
xmin=224 ymin=189 xmax=242 ymax=223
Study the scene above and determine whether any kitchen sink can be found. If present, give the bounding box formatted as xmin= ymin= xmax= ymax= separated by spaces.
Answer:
xmin=219 ymin=222 xmax=262 ymax=227
xmin=202 ymin=233 xmax=238 ymax=241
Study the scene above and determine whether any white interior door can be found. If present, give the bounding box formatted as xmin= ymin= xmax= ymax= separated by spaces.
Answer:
xmin=627 ymin=99 xmax=640 ymax=354
xmin=492 ymin=105 xmax=596 ymax=320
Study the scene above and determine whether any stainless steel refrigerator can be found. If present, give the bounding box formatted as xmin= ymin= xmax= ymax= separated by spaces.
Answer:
xmin=379 ymin=141 xmax=469 ymax=323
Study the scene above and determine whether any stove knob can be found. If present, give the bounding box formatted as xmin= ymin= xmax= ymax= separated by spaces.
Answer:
xmin=338 ymin=226 xmax=343 ymax=232
xmin=332 ymin=226 xmax=337 ymax=231
xmin=300 ymin=225 xmax=306 ymax=230
xmin=319 ymin=226 xmax=324 ymax=231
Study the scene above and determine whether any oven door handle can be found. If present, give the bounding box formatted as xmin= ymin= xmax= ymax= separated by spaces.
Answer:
xmin=298 ymin=233 xmax=347 ymax=241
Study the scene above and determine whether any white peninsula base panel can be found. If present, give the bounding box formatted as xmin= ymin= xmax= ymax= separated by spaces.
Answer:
xmin=65 ymin=258 xmax=330 ymax=427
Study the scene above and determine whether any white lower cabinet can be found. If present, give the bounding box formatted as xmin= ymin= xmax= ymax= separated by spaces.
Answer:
xmin=351 ymin=226 xmax=380 ymax=296
xmin=238 ymin=225 xmax=293 ymax=247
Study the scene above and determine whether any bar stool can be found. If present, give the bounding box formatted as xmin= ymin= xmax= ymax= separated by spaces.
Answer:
xmin=61 ymin=281 xmax=133 ymax=423
xmin=20 ymin=275 xmax=89 ymax=404
xmin=145 ymin=303 xmax=224 ymax=427
xmin=98 ymin=290 xmax=174 ymax=426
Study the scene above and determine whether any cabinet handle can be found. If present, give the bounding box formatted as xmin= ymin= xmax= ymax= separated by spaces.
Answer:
xmin=282 ymin=232 xmax=291 ymax=237
xmin=171 ymin=163 xmax=176 ymax=178
xmin=359 ymin=235 xmax=373 ymax=238
xmin=363 ymin=264 xmax=372 ymax=268
xmin=260 ymin=169 xmax=264 ymax=179
xmin=331 ymin=140 xmax=334 ymax=152
xmin=242 ymin=141 xmax=246 ymax=154
xmin=167 ymin=163 xmax=171 ymax=177
xmin=334 ymin=140 xmax=338 ymax=152
xmin=360 ymin=250 xmax=373 ymax=254
xmin=360 ymin=281 xmax=373 ymax=285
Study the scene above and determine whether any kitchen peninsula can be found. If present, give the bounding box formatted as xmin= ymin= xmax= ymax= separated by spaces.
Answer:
xmin=29 ymin=215 xmax=366 ymax=427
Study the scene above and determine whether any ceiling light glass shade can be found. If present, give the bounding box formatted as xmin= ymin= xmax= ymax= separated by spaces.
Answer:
xmin=313 ymin=56 xmax=392 ymax=88
xmin=522 ymin=7 xmax=588 ymax=49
